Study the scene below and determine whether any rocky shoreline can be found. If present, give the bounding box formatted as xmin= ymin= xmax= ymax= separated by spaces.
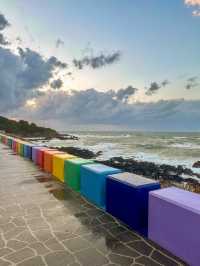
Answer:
xmin=100 ymin=157 xmax=200 ymax=193
xmin=54 ymin=146 xmax=102 ymax=159
xmin=53 ymin=146 xmax=200 ymax=193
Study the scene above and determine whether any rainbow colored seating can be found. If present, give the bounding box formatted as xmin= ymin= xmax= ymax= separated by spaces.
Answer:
xmin=52 ymin=153 xmax=77 ymax=182
xmin=43 ymin=150 xmax=64 ymax=173
xmin=80 ymin=163 xmax=121 ymax=209
xmin=32 ymin=146 xmax=44 ymax=163
xmin=106 ymin=172 xmax=160 ymax=236
xmin=37 ymin=148 xmax=57 ymax=168
xmin=64 ymin=158 xmax=94 ymax=192
xmin=148 ymin=187 xmax=200 ymax=266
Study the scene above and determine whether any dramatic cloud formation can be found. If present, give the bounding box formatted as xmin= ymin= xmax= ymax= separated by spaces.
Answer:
xmin=0 ymin=14 xmax=69 ymax=113
xmin=146 ymin=80 xmax=170 ymax=96
xmin=0 ymin=46 xmax=68 ymax=112
xmin=17 ymin=89 xmax=200 ymax=131
xmin=55 ymin=38 xmax=64 ymax=48
xmin=50 ymin=79 xmax=63 ymax=89
xmin=0 ymin=13 xmax=10 ymax=45
xmin=73 ymin=51 xmax=121 ymax=70
xmin=0 ymin=12 xmax=200 ymax=131
xmin=185 ymin=76 xmax=199 ymax=89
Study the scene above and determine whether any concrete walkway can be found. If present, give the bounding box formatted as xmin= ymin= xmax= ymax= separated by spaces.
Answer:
xmin=0 ymin=144 xmax=186 ymax=266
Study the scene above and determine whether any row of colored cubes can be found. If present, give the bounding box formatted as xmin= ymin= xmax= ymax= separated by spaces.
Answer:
xmin=2 ymin=134 xmax=199 ymax=265
xmin=0 ymin=135 xmax=162 ymax=238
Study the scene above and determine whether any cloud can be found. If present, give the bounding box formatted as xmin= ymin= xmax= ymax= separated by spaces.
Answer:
xmin=0 ymin=33 xmax=9 ymax=45
xmin=161 ymin=79 xmax=170 ymax=87
xmin=0 ymin=45 xmax=68 ymax=112
xmin=0 ymin=13 xmax=10 ymax=45
xmin=47 ymin=56 xmax=68 ymax=69
xmin=146 ymin=82 xmax=161 ymax=96
xmin=55 ymin=38 xmax=64 ymax=48
xmin=50 ymin=79 xmax=63 ymax=89
xmin=73 ymin=51 xmax=121 ymax=70
xmin=184 ymin=0 xmax=200 ymax=16
xmin=192 ymin=9 xmax=200 ymax=15
xmin=185 ymin=76 xmax=199 ymax=89
xmin=185 ymin=0 xmax=200 ymax=6
xmin=0 ymin=13 xmax=10 ymax=30
xmin=113 ymin=86 xmax=138 ymax=103
xmin=0 ymin=13 xmax=69 ymax=113
xmin=17 ymin=89 xmax=200 ymax=131
xmin=146 ymin=80 xmax=170 ymax=96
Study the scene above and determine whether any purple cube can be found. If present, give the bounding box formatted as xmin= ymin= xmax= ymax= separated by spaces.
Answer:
xmin=148 ymin=187 xmax=200 ymax=266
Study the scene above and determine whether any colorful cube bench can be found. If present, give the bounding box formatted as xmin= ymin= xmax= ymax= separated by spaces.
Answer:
xmin=106 ymin=172 xmax=160 ymax=236
xmin=52 ymin=153 xmax=77 ymax=182
xmin=81 ymin=163 xmax=121 ymax=209
xmin=43 ymin=150 xmax=64 ymax=173
xmin=148 ymin=187 xmax=200 ymax=266
xmin=32 ymin=146 xmax=45 ymax=163
xmin=37 ymin=148 xmax=56 ymax=168
xmin=64 ymin=158 xmax=94 ymax=192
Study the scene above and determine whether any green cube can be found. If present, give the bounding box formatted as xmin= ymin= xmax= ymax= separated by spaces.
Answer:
xmin=20 ymin=143 xmax=24 ymax=156
xmin=64 ymin=158 xmax=94 ymax=192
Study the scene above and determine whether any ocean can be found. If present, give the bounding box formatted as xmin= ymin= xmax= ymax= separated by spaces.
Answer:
xmin=44 ymin=131 xmax=200 ymax=174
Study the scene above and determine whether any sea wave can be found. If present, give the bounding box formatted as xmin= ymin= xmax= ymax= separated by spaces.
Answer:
xmin=169 ymin=143 xmax=200 ymax=149
xmin=74 ymin=134 xmax=132 ymax=139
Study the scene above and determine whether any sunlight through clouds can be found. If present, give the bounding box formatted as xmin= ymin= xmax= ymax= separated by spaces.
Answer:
xmin=185 ymin=0 xmax=200 ymax=16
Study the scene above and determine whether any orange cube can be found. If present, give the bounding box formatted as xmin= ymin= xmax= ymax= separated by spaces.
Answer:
xmin=43 ymin=150 xmax=64 ymax=173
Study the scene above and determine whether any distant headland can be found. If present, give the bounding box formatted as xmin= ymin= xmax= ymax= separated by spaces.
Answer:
xmin=0 ymin=116 xmax=78 ymax=140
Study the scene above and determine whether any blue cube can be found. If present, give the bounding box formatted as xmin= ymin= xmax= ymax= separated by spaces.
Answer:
xmin=24 ymin=144 xmax=34 ymax=159
xmin=106 ymin=172 xmax=160 ymax=236
xmin=80 ymin=163 xmax=121 ymax=209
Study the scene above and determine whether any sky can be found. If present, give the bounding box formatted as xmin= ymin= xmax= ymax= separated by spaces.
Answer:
xmin=0 ymin=0 xmax=200 ymax=131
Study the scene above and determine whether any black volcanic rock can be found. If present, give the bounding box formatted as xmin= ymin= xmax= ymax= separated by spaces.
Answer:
xmin=54 ymin=146 xmax=102 ymax=159
xmin=98 ymin=157 xmax=200 ymax=185
xmin=193 ymin=161 xmax=200 ymax=168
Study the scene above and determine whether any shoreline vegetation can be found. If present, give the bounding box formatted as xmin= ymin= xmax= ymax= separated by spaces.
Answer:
xmin=1 ymin=115 xmax=200 ymax=193
xmin=0 ymin=116 xmax=78 ymax=140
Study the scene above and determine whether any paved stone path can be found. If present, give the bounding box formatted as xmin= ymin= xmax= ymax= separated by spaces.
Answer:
xmin=0 ymin=144 xmax=187 ymax=266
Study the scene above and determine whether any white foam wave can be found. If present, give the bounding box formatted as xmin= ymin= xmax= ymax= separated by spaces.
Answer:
xmin=169 ymin=143 xmax=200 ymax=149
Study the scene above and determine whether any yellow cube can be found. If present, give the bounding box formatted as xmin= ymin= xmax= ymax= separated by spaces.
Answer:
xmin=52 ymin=153 xmax=77 ymax=182
xmin=17 ymin=141 xmax=22 ymax=154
